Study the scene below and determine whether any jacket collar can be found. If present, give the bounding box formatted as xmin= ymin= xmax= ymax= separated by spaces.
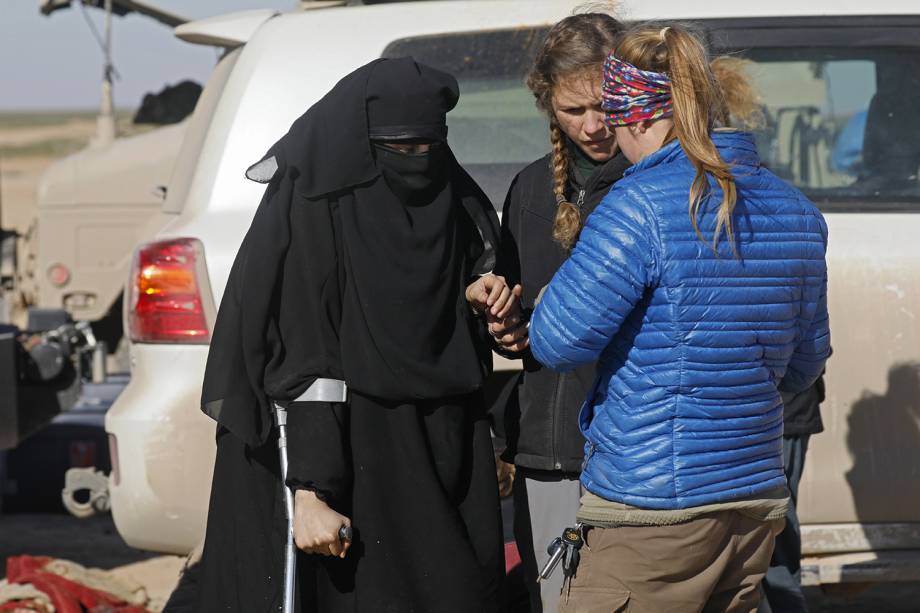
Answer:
xmin=587 ymin=150 xmax=632 ymax=195
xmin=623 ymin=130 xmax=761 ymax=178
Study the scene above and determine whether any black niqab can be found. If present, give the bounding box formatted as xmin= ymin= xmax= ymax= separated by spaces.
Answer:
xmin=374 ymin=143 xmax=449 ymax=198
xmin=201 ymin=57 xmax=500 ymax=447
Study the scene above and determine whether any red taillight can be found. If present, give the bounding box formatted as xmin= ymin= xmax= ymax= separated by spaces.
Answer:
xmin=128 ymin=238 xmax=213 ymax=343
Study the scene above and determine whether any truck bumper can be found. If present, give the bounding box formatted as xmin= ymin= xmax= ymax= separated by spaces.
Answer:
xmin=105 ymin=343 xmax=214 ymax=554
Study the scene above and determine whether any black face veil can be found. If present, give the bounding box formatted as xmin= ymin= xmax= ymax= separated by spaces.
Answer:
xmin=201 ymin=58 xmax=499 ymax=447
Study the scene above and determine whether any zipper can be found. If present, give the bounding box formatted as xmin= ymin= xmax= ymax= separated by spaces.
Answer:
xmin=551 ymin=372 xmax=566 ymax=470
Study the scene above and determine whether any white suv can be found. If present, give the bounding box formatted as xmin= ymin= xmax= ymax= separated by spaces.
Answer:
xmin=107 ymin=0 xmax=920 ymax=587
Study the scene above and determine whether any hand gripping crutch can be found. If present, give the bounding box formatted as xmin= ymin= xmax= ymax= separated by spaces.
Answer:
xmin=274 ymin=378 xmax=350 ymax=613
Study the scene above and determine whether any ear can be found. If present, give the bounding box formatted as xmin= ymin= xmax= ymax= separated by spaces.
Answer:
xmin=628 ymin=123 xmax=644 ymax=137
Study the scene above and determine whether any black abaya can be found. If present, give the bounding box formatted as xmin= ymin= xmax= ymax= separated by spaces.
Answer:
xmin=194 ymin=58 xmax=503 ymax=613
xmin=198 ymin=394 xmax=501 ymax=613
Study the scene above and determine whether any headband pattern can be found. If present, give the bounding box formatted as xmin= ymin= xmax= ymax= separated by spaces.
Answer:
xmin=602 ymin=52 xmax=673 ymax=127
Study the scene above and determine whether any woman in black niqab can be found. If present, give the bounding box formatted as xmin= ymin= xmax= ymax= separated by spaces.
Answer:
xmin=192 ymin=58 xmax=504 ymax=613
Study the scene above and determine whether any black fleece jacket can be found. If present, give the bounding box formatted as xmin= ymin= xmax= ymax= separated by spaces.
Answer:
xmin=493 ymin=148 xmax=630 ymax=473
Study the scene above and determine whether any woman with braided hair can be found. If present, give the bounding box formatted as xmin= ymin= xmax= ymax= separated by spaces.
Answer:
xmin=468 ymin=13 xmax=629 ymax=612
xmin=528 ymin=23 xmax=830 ymax=612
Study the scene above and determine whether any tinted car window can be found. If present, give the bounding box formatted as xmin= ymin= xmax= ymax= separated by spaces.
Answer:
xmin=388 ymin=20 xmax=920 ymax=212
xmin=384 ymin=29 xmax=550 ymax=208
xmin=730 ymin=47 xmax=920 ymax=207
xmin=709 ymin=18 xmax=920 ymax=210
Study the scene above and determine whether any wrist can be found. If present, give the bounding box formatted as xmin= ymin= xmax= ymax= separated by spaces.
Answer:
xmin=295 ymin=488 xmax=329 ymax=508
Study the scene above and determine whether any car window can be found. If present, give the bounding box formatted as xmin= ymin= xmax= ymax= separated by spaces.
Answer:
xmin=384 ymin=29 xmax=550 ymax=209
xmin=706 ymin=19 xmax=920 ymax=210
xmin=733 ymin=47 xmax=920 ymax=207
xmin=387 ymin=22 xmax=920 ymax=212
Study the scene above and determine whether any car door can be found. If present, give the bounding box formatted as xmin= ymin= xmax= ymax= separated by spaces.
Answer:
xmin=705 ymin=16 xmax=920 ymax=532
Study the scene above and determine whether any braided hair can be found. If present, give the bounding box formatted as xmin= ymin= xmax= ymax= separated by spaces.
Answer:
xmin=526 ymin=13 xmax=624 ymax=250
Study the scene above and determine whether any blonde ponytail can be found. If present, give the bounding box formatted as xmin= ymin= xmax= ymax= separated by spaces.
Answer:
xmin=710 ymin=56 xmax=764 ymax=130
xmin=617 ymin=25 xmax=739 ymax=253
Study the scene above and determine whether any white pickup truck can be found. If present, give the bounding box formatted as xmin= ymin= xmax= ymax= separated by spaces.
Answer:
xmin=105 ymin=0 xmax=920 ymax=590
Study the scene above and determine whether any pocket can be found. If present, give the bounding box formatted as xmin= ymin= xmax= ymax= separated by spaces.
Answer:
xmin=559 ymin=587 xmax=630 ymax=613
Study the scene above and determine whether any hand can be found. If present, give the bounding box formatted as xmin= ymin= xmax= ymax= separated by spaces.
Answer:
xmin=487 ymin=311 xmax=529 ymax=353
xmin=293 ymin=489 xmax=352 ymax=558
xmin=465 ymin=274 xmax=523 ymax=319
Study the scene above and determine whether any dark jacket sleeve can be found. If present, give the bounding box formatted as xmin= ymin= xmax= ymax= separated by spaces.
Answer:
xmin=494 ymin=174 xmax=522 ymax=287
xmin=285 ymin=401 xmax=350 ymax=504
xmin=282 ymin=197 xmax=351 ymax=505
xmin=488 ymin=173 xmax=531 ymax=361
xmin=485 ymin=176 xmax=525 ymax=438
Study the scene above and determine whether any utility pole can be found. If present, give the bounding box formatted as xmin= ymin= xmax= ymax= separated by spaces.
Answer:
xmin=91 ymin=0 xmax=117 ymax=148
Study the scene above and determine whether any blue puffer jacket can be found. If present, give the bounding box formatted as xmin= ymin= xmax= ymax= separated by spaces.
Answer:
xmin=529 ymin=131 xmax=830 ymax=510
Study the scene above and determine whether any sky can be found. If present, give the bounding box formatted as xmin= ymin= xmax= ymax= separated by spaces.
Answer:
xmin=0 ymin=1 xmax=297 ymax=111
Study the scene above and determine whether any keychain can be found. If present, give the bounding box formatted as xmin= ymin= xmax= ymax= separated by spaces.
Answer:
xmin=537 ymin=523 xmax=584 ymax=583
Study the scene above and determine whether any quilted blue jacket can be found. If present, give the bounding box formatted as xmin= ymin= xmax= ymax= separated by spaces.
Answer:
xmin=529 ymin=131 xmax=830 ymax=510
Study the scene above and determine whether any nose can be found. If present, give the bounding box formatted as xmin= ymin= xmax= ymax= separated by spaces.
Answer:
xmin=584 ymin=109 xmax=609 ymax=139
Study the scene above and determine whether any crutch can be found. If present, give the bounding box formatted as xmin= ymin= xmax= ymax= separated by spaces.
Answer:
xmin=274 ymin=401 xmax=298 ymax=613
xmin=274 ymin=378 xmax=350 ymax=613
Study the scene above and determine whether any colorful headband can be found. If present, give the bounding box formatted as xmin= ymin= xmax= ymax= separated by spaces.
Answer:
xmin=601 ymin=53 xmax=673 ymax=127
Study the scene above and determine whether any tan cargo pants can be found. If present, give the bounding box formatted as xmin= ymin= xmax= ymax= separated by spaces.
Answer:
xmin=558 ymin=512 xmax=784 ymax=613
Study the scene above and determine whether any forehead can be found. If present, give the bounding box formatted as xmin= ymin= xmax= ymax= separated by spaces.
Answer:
xmin=552 ymin=73 xmax=603 ymax=107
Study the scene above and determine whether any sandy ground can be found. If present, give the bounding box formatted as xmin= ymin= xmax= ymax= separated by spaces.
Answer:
xmin=0 ymin=122 xmax=97 ymax=149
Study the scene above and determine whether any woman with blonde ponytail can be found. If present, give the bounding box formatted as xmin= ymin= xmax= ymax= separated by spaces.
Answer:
xmin=528 ymin=24 xmax=830 ymax=613
xmin=466 ymin=13 xmax=628 ymax=612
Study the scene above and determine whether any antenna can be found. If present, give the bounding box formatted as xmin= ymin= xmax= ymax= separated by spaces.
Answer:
xmin=39 ymin=1 xmax=192 ymax=147
xmin=91 ymin=0 xmax=117 ymax=148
